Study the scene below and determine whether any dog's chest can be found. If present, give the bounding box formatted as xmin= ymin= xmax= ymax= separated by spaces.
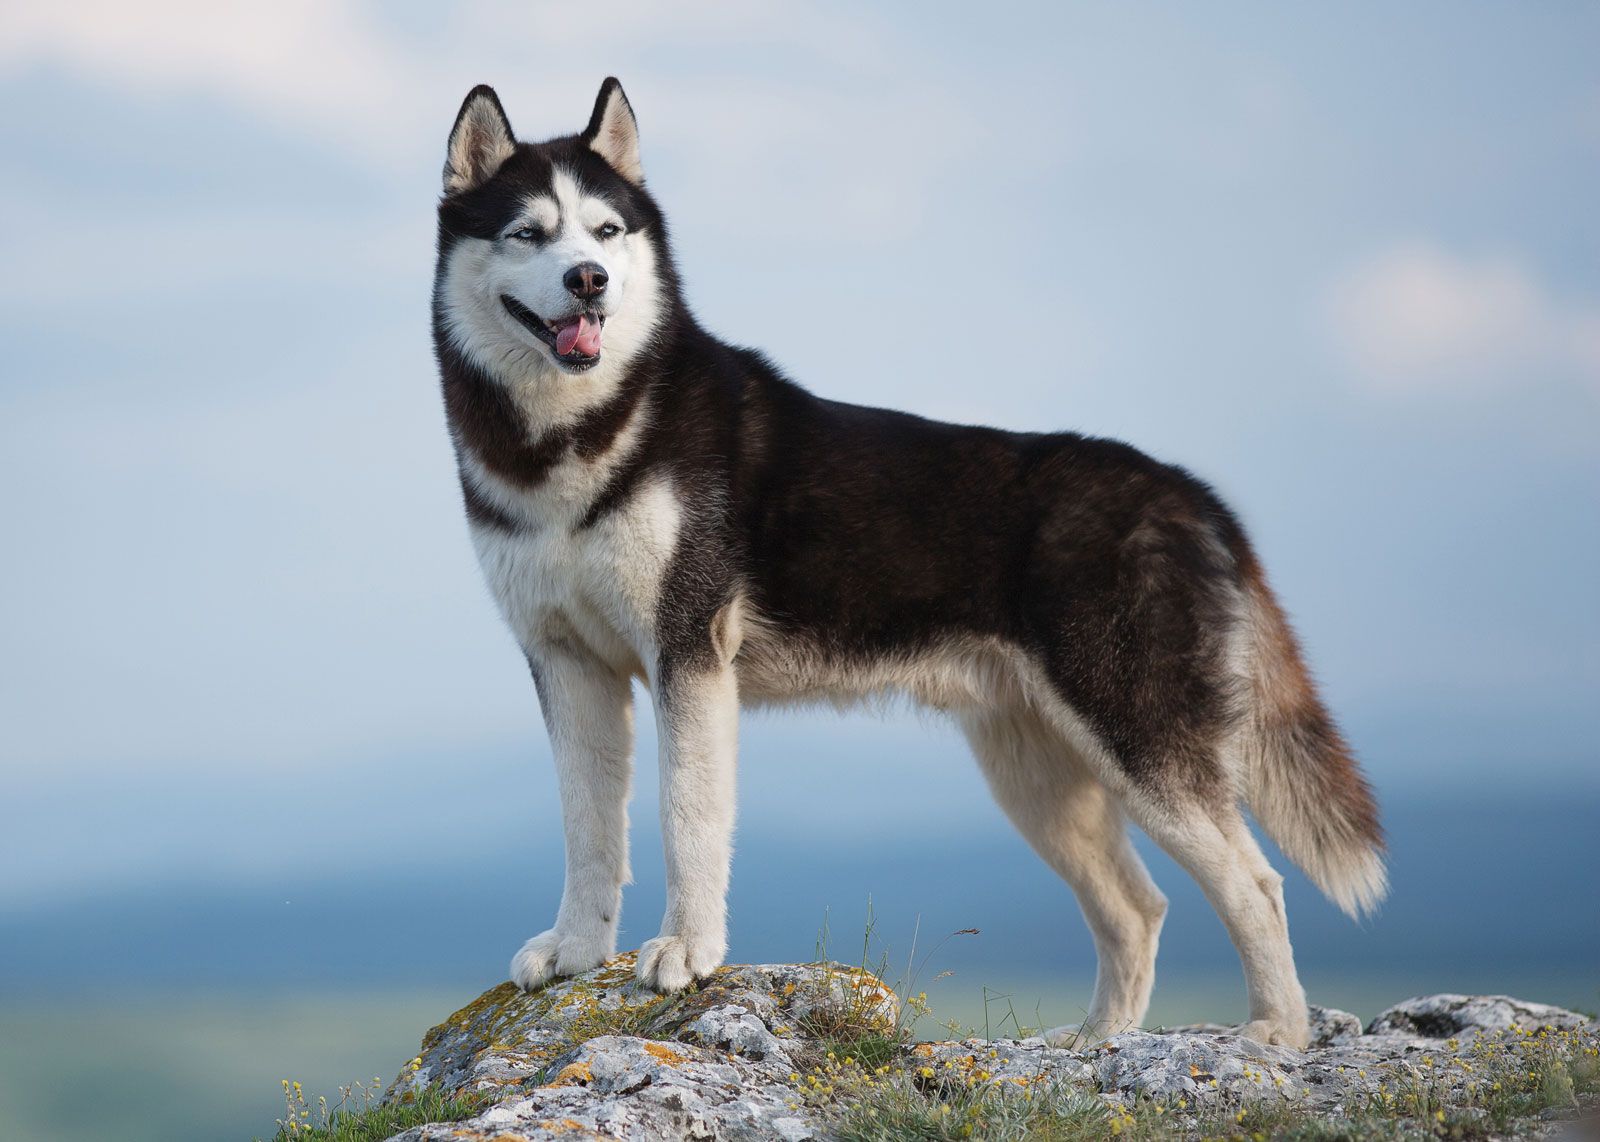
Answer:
xmin=470 ymin=473 xmax=681 ymax=673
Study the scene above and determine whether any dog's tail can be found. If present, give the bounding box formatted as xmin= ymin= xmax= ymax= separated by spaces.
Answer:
xmin=1235 ymin=556 xmax=1387 ymax=920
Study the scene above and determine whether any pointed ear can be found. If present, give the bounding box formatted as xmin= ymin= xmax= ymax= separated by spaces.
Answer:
xmin=444 ymin=85 xmax=516 ymax=195
xmin=582 ymin=77 xmax=642 ymax=185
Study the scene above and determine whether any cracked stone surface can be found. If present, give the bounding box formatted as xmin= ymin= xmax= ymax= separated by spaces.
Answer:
xmin=377 ymin=956 xmax=1599 ymax=1140
xmin=1365 ymin=994 xmax=1595 ymax=1039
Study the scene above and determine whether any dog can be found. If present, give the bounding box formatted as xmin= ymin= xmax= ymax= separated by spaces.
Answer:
xmin=431 ymin=78 xmax=1386 ymax=1049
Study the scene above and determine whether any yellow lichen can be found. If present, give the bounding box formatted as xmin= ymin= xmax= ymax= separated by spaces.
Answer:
xmin=547 ymin=1060 xmax=593 ymax=1087
xmin=642 ymin=1042 xmax=689 ymax=1066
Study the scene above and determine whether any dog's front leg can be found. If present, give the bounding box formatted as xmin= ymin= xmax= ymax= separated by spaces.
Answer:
xmin=637 ymin=661 xmax=738 ymax=991
xmin=509 ymin=642 xmax=634 ymax=991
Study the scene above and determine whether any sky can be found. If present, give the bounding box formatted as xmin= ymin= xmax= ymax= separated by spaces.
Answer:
xmin=1 ymin=2 xmax=1597 ymax=930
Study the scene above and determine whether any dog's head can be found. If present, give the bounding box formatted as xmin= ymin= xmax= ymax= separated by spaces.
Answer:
xmin=434 ymin=80 xmax=669 ymax=381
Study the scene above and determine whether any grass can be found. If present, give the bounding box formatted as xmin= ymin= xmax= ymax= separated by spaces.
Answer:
xmin=833 ymin=1077 xmax=1112 ymax=1141
xmin=264 ymin=1075 xmax=483 ymax=1141
xmin=786 ymin=904 xmax=955 ymax=1074
xmin=556 ymin=983 xmax=687 ymax=1045
xmin=1345 ymin=1024 xmax=1600 ymax=1137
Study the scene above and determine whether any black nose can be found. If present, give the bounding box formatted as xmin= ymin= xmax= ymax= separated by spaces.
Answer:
xmin=563 ymin=262 xmax=608 ymax=299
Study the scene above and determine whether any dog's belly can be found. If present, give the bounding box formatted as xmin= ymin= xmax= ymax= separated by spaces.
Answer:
xmin=469 ymin=476 xmax=681 ymax=677
xmin=733 ymin=624 xmax=1034 ymax=714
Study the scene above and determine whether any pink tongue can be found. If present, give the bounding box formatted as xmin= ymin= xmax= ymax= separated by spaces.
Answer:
xmin=555 ymin=315 xmax=604 ymax=357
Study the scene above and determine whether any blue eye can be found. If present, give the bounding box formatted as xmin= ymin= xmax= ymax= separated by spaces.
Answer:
xmin=509 ymin=226 xmax=542 ymax=242
xmin=596 ymin=222 xmax=622 ymax=240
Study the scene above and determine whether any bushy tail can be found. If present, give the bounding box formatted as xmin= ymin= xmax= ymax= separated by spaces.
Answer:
xmin=1237 ymin=560 xmax=1388 ymax=919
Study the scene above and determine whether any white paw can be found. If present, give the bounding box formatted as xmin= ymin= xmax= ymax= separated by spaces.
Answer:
xmin=509 ymin=928 xmax=613 ymax=992
xmin=1235 ymin=1018 xmax=1310 ymax=1049
xmin=635 ymin=932 xmax=724 ymax=992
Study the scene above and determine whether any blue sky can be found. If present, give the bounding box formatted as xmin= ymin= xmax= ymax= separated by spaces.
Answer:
xmin=1 ymin=2 xmax=1597 ymax=914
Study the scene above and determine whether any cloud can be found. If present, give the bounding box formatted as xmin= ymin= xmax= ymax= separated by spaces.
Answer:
xmin=0 ymin=2 xmax=971 ymax=244
xmin=0 ymin=2 xmax=883 ymax=152
xmin=0 ymin=1 xmax=407 ymax=149
xmin=1325 ymin=243 xmax=1600 ymax=394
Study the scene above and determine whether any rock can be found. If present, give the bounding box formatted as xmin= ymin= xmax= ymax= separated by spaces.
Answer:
xmin=374 ymin=963 xmax=1599 ymax=1141
xmin=438 ymin=1033 xmax=803 ymax=1141
xmin=1091 ymin=1030 xmax=1308 ymax=1102
xmin=684 ymin=1003 xmax=787 ymax=1063
xmin=385 ymin=955 xmax=895 ymax=1140
xmin=910 ymin=1036 xmax=1094 ymax=1089
xmin=1153 ymin=1020 xmax=1233 ymax=1036
xmin=1307 ymin=1004 xmax=1364 ymax=1047
xmin=1155 ymin=1005 xmax=1362 ymax=1049
xmin=1366 ymin=993 xmax=1595 ymax=1038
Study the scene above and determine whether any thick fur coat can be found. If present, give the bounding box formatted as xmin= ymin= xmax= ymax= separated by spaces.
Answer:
xmin=431 ymin=80 xmax=1386 ymax=1048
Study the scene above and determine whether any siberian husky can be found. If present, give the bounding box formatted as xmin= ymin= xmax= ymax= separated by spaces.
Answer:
xmin=431 ymin=79 xmax=1386 ymax=1048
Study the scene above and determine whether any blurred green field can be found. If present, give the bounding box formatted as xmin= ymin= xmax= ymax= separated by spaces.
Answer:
xmin=0 ymin=991 xmax=456 ymax=1142
xmin=3 ymin=971 xmax=1594 ymax=1142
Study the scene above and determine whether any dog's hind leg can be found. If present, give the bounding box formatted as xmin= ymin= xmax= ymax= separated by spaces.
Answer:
xmin=962 ymin=710 xmax=1168 ymax=1047
xmin=1118 ymin=788 xmax=1311 ymax=1048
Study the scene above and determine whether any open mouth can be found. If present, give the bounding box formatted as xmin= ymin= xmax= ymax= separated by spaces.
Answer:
xmin=500 ymin=294 xmax=606 ymax=371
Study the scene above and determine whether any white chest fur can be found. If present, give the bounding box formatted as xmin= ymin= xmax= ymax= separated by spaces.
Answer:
xmin=469 ymin=472 xmax=682 ymax=678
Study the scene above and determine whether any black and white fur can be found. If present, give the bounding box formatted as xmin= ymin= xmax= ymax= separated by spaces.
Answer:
xmin=432 ymin=80 xmax=1387 ymax=1048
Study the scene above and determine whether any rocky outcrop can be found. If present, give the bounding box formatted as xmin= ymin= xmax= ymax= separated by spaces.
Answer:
xmin=1365 ymin=994 xmax=1595 ymax=1039
xmin=379 ymin=955 xmax=1599 ymax=1140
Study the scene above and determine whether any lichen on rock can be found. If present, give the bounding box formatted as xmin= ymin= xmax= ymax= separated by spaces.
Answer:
xmin=376 ymin=957 xmax=1600 ymax=1140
